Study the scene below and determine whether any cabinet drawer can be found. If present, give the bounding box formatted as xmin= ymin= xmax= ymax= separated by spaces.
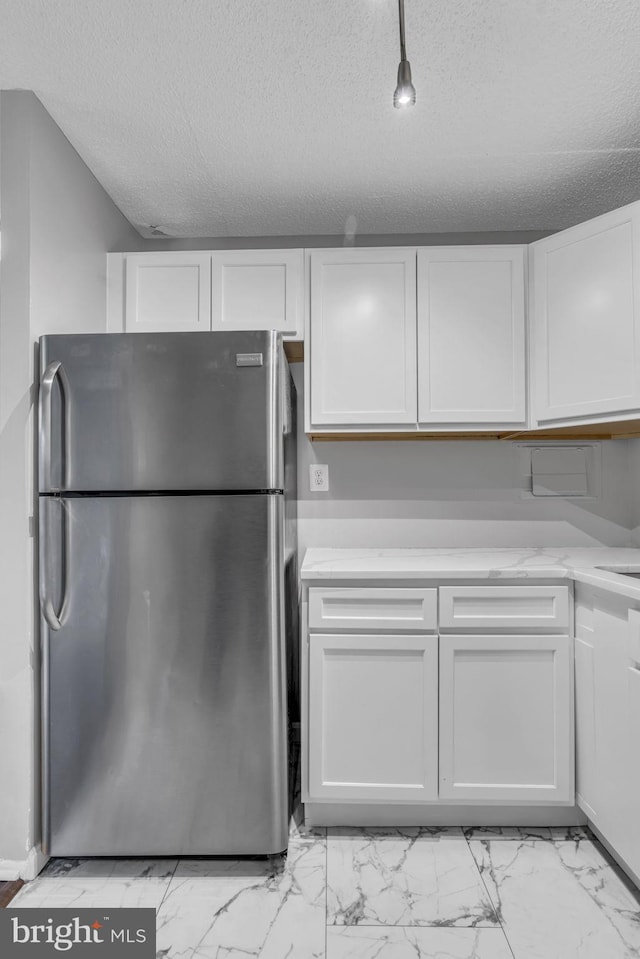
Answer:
xmin=308 ymin=588 xmax=437 ymax=631
xmin=439 ymin=586 xmax=569 ymax=630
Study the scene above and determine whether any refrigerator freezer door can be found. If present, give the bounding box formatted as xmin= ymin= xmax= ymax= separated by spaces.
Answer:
xmin=39 ymin=331 xmax=282 ymax=493
xmin=41 ymin=493 xmax=287 ymax=856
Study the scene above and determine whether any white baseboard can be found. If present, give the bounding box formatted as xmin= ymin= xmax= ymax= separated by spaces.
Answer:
xmin=304 ymin=802 xmax=587 ymax=828
xmin=576 ymin=792 xmax=597 ymax=822
xmin=0 ymin=846 xmax=49 ymax=881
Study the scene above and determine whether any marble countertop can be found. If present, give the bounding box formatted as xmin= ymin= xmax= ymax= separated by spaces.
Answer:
xmin=300 ymin=547 xmax=640 ymax=602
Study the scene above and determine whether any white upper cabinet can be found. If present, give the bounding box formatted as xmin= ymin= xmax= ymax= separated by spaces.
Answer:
xmin=308 ymin=249 xmax=418 ymax=427
xmin=124 ymin=253 xmax=211 ymax=332
xmin=531 ymin=201 xmax=640 ymax=425
xmin=417 ymin=247 xmax=526 ymax=425
xmin=111 ymin=250 xmax=304 ymax=338
xmin=211 ymin=249 xmax=303 ymax=335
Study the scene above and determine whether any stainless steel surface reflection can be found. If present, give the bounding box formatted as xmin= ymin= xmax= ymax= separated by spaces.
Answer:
xmin=38 ymin=331 xmax=296 ymax=857
xmin=39 ymin=331 xmax=280 ymax=492
xmin=44 ymin=494 xmax=287 ymax=856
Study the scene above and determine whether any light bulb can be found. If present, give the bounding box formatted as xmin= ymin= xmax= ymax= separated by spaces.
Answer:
xmin=393 ymin=59 xmax=416 ymax=108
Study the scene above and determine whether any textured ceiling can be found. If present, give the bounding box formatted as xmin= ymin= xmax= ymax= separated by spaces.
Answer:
xmin=0 ymin=0 xmax=639 ymax=238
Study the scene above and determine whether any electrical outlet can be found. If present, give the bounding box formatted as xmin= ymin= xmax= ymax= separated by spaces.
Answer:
xmin=309 ymin=463 xmax=329 ymax=492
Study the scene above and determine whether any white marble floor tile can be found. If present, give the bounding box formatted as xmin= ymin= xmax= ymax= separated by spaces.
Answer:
xmin=326 ymin=927 xmax=514 ymax=959
xmin=469 ymin=837 xmax=640 ymax=959
xmin=463 ymin=826 xmax=590 ymax=841
xmin=10 ymin=859 xmax=176 ymax=909
xmin=327 ymin=828 xmax=498 ymax=928
xmin=155 ymin=831 xmax=326 ymax=959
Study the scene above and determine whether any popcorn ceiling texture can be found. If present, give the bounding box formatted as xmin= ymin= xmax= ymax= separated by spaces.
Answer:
xmin=0 ymin=0 xmax=639 ymax=238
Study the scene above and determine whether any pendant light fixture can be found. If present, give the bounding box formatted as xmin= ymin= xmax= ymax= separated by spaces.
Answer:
xmin=393 ymin=0 xmax=416 ymax=108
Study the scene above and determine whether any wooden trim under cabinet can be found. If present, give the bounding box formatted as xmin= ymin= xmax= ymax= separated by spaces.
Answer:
xmin=283 ymin=341 xmax=304 ymax=363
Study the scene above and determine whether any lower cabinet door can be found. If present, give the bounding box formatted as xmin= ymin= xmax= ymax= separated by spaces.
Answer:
xmin=308 ymin=633 xmax=438 ymax=801
xmin=439 ymin=634 xmax=573 ymax=802
xmin=574 ymin=627 xmax=598 ymax=819
xmin=626 ymin=666 xmax=640 ymax=877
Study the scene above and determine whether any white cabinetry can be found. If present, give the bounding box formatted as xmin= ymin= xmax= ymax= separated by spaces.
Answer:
xmin=304 ymin=581 xmax=573 ymax=815
xmin=417 ymin=247 xmax=526 ymax=425
xmin=531 ymin=202 xmax=640 ymax=426
xmin=306 ymin=585 xmax=438 ymax=803
xmin=124 ymin=253 xmax=211 ymax=332
xmin=439 ymin=633 xmax=572 ymax=802
xmin=627 ymin=662 xmax=640 ymax=877
xmin=308 ymin=249 xmax=417 ymax=427
xmin=439 ymin=585 xmax=569 ymax=631
xmin=109 ymin=249 xmax=304 ymax=338
xmin=210 ymin=250 xmax=302 ymax=334
xmin=574 ymin=603 xmax=598 ymax=820
xmin=307 ymin=246 xmax=527 ymax=431
xmin=574 ymin=586 xmax=640 ymax=882
xmin=308 ymin=633 xmax=438 ymax=802
xmin=309 ymin=586 xmax=437 ymax=631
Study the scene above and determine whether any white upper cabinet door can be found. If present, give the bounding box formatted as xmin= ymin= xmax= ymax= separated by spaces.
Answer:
xmin=211 ymin=250 xmax=303 ymax=337
xmin=308 ymin=633 xmax=438 ymax=802
xmin=417 ymin=247 xmax=526 ymax=425
xmin=309 ymin=249 xmax=417 ymax=426
xmin=124 ymin=253 xmax=211 ymax=332
xmin=439 ymin=634 xmax=573 ymax=802
xmin=531 ymin=201 xmax=640 ymax=424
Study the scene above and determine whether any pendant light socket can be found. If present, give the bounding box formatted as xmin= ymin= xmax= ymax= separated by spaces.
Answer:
xmin=394 ymin=59 xmax=416 ymax=108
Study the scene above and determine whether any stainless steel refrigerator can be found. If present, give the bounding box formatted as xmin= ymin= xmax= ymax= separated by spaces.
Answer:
xmin=38 ymin=330 xmax=296 ymax=857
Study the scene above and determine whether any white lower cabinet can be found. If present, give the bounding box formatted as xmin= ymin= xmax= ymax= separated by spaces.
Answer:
xmin=439 ymin=634 xmax=573 ymax=802
xmin=574 ymin=613 xmax=598 ymax=820
xmin=305 ymin=582 xmax=574 ymax=815
xmin=574 ymin=588 xmax=640 ymax=880
xmin=308 ymin=633 xmax=438 ymax=802
xmin=627 ymin=665 xmax=640 ymax=877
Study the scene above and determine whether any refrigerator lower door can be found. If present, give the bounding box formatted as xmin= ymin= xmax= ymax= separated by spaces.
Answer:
xmin=40 ymin=493 xmax=287 ymax=856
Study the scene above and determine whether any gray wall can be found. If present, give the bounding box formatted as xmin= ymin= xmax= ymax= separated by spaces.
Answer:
xmin=630 ymin=439 xmax=640 ymax=545
xmin=292 ymin=366 xmax=635 ymax=556
xmin=0 ymin=91 xmax=142 ymax=874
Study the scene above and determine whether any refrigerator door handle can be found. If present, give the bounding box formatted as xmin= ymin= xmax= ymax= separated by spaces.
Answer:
xmin=39 ymin=498 xmax=69 ymax=632
xmin=39 ymin=360 xmax=70 ymax=491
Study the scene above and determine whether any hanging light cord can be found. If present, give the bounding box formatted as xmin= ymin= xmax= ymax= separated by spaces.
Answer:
xmin=393 ymin=0 xmax=416 ymax=107
xmin=398 ymin=0 xmax=407 ymax=61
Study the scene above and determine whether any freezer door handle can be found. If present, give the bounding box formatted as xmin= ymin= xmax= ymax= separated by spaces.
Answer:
xmin=39 ymin=498 xmax=69 ymax=631
xmin=39 ymin=360 xmax=69 ymax=491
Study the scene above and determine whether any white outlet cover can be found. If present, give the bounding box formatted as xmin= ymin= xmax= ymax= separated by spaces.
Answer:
xmin=309 ymin=463 xmax=329 ymax=492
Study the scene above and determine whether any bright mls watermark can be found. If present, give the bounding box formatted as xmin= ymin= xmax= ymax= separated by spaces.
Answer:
xmin=0 ymin=909 xmax=156 ymax=957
